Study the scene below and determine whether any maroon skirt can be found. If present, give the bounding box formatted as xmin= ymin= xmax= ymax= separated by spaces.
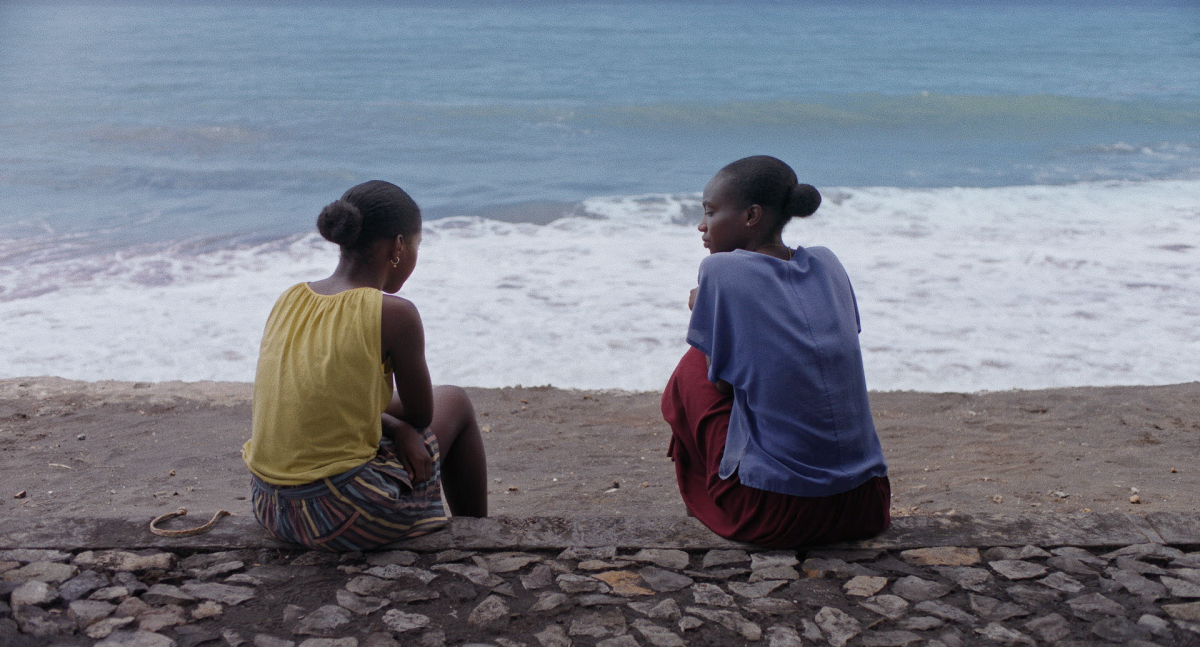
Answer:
xmin=662 ymin=347 xmax=891 ymax=549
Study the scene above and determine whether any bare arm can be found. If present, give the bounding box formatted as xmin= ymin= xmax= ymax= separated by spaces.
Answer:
xmin=379 ymin=295 xmax=435 ymax=483
xmin=381 ymin=295 xmax=433 ymax=429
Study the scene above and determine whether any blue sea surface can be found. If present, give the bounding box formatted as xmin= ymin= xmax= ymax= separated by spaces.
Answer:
xmin=1 ymin=1 xmax=1199 ymax=389
xmin=0 ymin=0 xmax=1197 ymax=249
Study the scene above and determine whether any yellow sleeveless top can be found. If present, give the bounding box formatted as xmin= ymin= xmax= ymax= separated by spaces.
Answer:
xmin=243 ymin=283 xmax=393 ymax=486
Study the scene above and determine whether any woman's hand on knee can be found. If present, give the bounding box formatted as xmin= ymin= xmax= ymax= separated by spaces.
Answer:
xmin=383 ymin=413 xmax=433 ymax=484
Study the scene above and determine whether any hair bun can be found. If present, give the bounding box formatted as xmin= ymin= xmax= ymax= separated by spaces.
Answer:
xmin=786 ymin=183 xmax=821 ymax=218
xmin=317 ymin=199 xmax=363 ymax=246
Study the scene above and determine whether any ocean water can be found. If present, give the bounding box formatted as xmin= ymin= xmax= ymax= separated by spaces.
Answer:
xmin=1 ymin=1 xmax=1198 ymax=391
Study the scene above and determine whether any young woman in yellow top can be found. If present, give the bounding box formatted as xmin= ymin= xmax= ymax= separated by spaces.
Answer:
xmin=243 ymin=180 xmax=487 ymax=551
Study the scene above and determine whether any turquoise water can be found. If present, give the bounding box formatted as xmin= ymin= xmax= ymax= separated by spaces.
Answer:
xmin=1 ymin=1 xmax=1197 ymax=248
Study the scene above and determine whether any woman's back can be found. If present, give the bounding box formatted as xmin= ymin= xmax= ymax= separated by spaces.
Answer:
xmin=244 ymin=283 xmax=392 ymax=486
xmin=688 ymin=246 xmax=885 ymax=497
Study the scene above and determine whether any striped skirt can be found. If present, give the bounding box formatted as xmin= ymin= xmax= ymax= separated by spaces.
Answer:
xmin=251 ymin=431 xmax=448 ymax=551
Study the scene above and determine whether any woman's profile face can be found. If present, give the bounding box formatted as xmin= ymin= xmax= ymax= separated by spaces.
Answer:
xmin=699 ymin=174 xmax=750 ymax=254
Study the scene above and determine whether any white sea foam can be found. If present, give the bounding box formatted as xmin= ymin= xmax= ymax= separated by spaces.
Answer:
xmin=1 ymin=180 xmax=1197 ymax=392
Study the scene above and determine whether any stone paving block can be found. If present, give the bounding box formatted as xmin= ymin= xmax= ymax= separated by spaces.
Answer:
xmin=1116 ymin=555 xmax=1169 ymax=575
xmin=596 ymin=635 xmax=640 ymax=647
xmin=976 ymin=622 xmax=1035 ymax=645
xmin=860 ymin=594 xmax=909 ymax=620
xmin=579 ymin=593 xmax=625 ymax=607
xmin=3 ymin=560 xmax=78 ymax=584
xmin=897 ymin=616 xmax=943 ymax=631
xmin=690 ymin=582 xmax=734 ymax=607
xmin=294 ymin=605 xmax=352 ymax=637
xmin=968 ymin=593 xmax=1029 ymax=621
xmin=519 ymin=564 xmax=554 ymax=590
xmin=569 ymin=608 xmax=626 ymax=637
xmin=579 ymin=559 xmax=633 ymax=571
xmin=381 ymin=609 xmax=431 ymax=633
xmin=1091 ymin=616 xmax=1154 ymax=643
xmin=1046 ymin=555 xmax=1100 ymax=576
xmin=1102 ymin=543 xmax=1186 ymax=561
xmin=750 ymin=552 xmax=799 ymax=570
xmin=860 ymin=630 xmax=923 ymax=647
xmin=534 ymin=623 xmax=570 ymax=647
xmin=814 ymin=606 xmax=861 ymax=647
xmin=914 ymin=600 xmax=975 ymax=625
xmin=1109 ymin=568 xmax=1167 ymax=599
xmin=1024 ymin=612 xmax=1071 ymax=642
xmin=67 ymin=599 xmax=116 ymax=628
xmin=987 ymin=545 xmax=1047 ymax=560
xmin=744 ymin=597 xmax=796 ymax=616
xmin=138 ymin=604 xmax=187 ymax=632
xmin=1163 ymin=601 xmax=1200 ymax=621
xmin=11 ymin=580 xmax=58 ymax=606
xmin=1039 ymin=571 xmax=1085 ymax=593
xmin=1146 ymin=512 xmax=1200 ymax=545
xmin=627 ymin=598 xmax=681 ymax=621
xmin=1006 ymin=583 xmax=1062 ymax=608
xmin=556 ymin=573 xmax=608 ymax=593
xmin=764 ymin=625 xmax=803 ymax=647
xmin=701 ymin=549 xmax=749 ymax=569
xmin=179 ymin=581 xmax=255 ymax=606
xmin=900 ymin=547 xmax=980 ymax=566
xmin=892 ymin=575 xmax=951 ymax=602
xmin=466 ymin=594 xmax=509 ymax=627
xmin=631 ymin=618 xmax=685 ymax=647
xmin=1067 ymin=592 xmax=1126 ymax=617
xmin=476 ymin=552 xmax=541 ymax=574
xmin=86 ymin=615 xmax=136 ymax=639
xmin=727 ymin=579 xmax=785 ymax=599
xmin=95 ymin=629 xmax=177 ymax=647
xmin=686 ymin=606 xmax=762 ymax=640
xmin=631 ymin=549 xmax=690 ymax=570
xmin=0 ymin=549 xmax=71 ymax=563
xmin=989 ymin=560 xmax=1048 ymax=580
xmin=932 ymin=566 xmax=991 ymax=593
xmin=140 ymin=583 xmax=194 ymax=606
xmin=592 ymin=570 xmax=653 ymax=596
xmin=750 ymin=565 xmax=800 ymax=581
xmin=335 ymin=589 xmax=388 ymax=615
xmin=528 ymin=592 xmax=567 ymax=613
xmin=638 ymin=566 xmax=692 ymax=592
xmin=1161 ymin=576 xmax=1200 ymax=598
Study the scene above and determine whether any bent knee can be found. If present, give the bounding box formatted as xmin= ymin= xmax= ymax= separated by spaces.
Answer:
xmin=433 ymin=384 xmax=474 ymax=414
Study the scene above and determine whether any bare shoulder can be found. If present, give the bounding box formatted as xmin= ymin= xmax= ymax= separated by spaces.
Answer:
xmin=381 ymin=294 xmax=423 ymax=331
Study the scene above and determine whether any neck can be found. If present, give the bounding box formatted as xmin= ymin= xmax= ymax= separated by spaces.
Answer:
xmin=750 ymin=239 xmax=791 ymax=260
xmin=318 ymin=256 xmax=389 ymax=292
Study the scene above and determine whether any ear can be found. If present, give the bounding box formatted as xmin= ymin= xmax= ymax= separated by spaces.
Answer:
xmin=744 ymin=204 xmax=764 ymax=228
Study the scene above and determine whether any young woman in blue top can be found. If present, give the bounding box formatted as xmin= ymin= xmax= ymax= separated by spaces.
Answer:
xmin=662 ymin=156 xmax=891 ymax=548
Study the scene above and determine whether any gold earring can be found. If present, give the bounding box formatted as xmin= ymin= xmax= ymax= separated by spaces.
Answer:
xmin=390 ymin=256 xmax=400 ymax=268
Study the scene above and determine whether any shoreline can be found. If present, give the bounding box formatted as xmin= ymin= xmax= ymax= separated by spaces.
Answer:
xmin=1 ymin=377 xmax=1198 ymax=526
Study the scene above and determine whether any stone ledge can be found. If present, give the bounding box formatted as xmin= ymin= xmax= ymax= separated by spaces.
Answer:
xmin=2 ymin=512 xmax=1198 ymax=552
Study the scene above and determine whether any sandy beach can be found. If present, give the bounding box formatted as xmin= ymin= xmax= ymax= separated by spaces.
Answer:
xmin=1 ymin=377 xmax=1197 ymax=528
